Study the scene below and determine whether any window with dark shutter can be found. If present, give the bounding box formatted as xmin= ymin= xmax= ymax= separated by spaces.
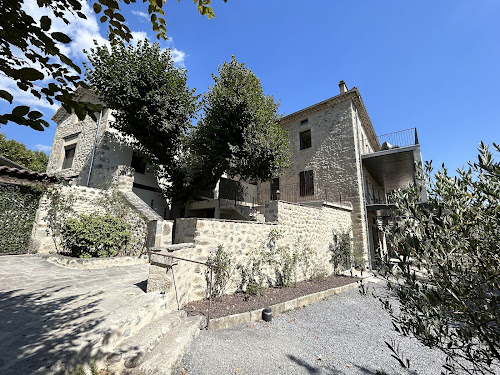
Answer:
xmin=62 ymin=145 xmax=76 ymax=169
xmin=299 ymin=170 xmax=314 ymax=196
xmin=131 ymin=151 xmax=147 ymax=174
xmin=299 ymin=130 xmax=311 ymax=150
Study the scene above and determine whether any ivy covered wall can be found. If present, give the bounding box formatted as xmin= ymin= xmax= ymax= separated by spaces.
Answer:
xmin=0 ymin=183 xmax=42 ymax=254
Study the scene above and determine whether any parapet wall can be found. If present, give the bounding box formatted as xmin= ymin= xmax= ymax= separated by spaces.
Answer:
xmin=152 ymin=201 xmax=353 ymax=307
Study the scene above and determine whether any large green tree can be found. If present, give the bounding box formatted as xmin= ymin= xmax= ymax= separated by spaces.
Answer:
xmin=369 ymin=142 xmax=500 ymax=374
xmin=0 ymin=0 xmax=225 ymax=131
xmin=169 ymin=56 xmax=291 ymax=217
xmin=0 ymin=132 xmax=49 ymax=172
xmin=85 ymin=39 xmax=199 ymax=180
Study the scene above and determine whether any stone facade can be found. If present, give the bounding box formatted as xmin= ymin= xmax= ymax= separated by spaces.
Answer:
xmin=258 ymin=87 xmax=379 ymax=266
xmin=47 ymin=87 xmax=169 ymax=218
xmin=148 ymin=201 xmax=353 ymax=308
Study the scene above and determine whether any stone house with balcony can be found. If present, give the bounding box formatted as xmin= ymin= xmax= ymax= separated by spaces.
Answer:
xmin=43 ymin=82 xmax=425 ymax=268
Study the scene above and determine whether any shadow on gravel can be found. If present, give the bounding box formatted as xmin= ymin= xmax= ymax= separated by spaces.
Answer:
xmin=0 ymin=287 xmax=106 ymax=374
xmin=287 ymin=354 xmax=417 ymax=375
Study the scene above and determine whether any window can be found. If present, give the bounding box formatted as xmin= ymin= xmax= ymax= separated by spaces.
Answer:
xmin=270 ymin=177 xmax=280 ymax=200
xmin=131 ymin=151 xmax=147 ymax=174
xmin=62 ymin=144 xmax=76 ymax=169
xmin=300 ymin=119 xmax=309 ymax=125
xmin=299 ymin=130 xmax=311 ymax=150
xmin=299 ymin=170 xmax=314 ymax=196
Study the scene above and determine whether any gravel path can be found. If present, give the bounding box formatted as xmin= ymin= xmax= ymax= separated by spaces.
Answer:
xmin=177 ymin=282 xmax=446 ymax=375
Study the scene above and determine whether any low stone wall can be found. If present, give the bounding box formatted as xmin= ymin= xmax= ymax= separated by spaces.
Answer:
xmin=30 ymin=186 xmax=149 ymax=256
xmin=150 ymin=201 xmax=353 ymax=308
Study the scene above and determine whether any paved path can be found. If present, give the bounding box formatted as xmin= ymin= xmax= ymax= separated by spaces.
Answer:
xmin=178 ymin=285 xmax=446 ymax=375
xmin=0 ymin=254 xmax=149 ymax=374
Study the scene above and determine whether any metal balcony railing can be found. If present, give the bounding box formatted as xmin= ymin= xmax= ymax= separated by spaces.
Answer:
xmin=361 ymin=127 xmax=419 ymax=155
xmin=377 ymin=128 xmax=419 ymax=150
xmin=258 ymin=182 xmax=350 ymax=206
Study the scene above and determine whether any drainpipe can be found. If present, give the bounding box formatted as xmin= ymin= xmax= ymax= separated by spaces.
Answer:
xmin=86 ymin=109 xmax=103 ymax=187
xmin=354 ymin=103 xmax=373 ymax=270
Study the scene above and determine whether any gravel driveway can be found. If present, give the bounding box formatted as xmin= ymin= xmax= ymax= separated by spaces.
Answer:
xmin=177 ymin=283 xmax=445 ymax=375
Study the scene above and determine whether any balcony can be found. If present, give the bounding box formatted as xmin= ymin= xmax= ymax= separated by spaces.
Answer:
xmin=361 ymin=128 xmax=425 ymax=211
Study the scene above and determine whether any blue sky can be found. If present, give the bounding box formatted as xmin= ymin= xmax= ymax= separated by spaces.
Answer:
xmin=1 ymin=0 xmax=499 ymax=172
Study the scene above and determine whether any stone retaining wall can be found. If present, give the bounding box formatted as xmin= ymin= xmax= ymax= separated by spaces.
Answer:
xmin=30 ymin=186 xmax=150 ymax=256
xmin=150 ymin=201 xmax=353 ymax=308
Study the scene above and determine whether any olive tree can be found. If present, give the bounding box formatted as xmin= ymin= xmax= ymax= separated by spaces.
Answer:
xmin=369 ymin=142 xmax=500 ymax=374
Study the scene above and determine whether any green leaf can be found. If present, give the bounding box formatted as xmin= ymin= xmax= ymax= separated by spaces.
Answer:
xmin=100 ymin=15 xmax=108 ymax=23
xmin=28 ymin=110 xmax=44 ymax=120
xmin=18 ymin=68 xmax=44 ymax=81
xmin=12 ymin=106 xmax=30 ymax=117
xmin=0 ymin=90 xmax=14 ymax=104
xmin=93 ymin=3 xmax=102 ymax=13
xmin=40 ymin=16 xmax=51 ymax=31
xmin=29 ymin=121 xmax=45 ymax=131
xmin=51 ymin=32 xmax=72 ymax=44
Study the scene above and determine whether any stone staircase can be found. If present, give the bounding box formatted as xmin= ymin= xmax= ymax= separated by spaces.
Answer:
xmin=76 ymin=293 xmax=204 ymax=375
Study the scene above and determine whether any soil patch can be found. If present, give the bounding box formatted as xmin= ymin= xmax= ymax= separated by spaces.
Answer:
xmin=183 ymin=274 xmax=360 ymax=319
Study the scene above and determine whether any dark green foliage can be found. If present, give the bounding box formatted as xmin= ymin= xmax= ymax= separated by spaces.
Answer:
xmin=206 ymin=244 xmax=233 ymax=298
xmin=329 ymin=229 xmax=352 ymax=274
xmin=85 ymin=39 xmax=199 ymax=190
xmin=0 ymin=132 xmax=49 ymax=172
xmin=61 ymin=214 xmax=130 ymax=258
xmin=188 ymin=56 xmax=291 ymax=194
xmin=0 ymin=183 xmax=42 ymax=254
xmin=375 ymin=142 xmax=500 ymax=374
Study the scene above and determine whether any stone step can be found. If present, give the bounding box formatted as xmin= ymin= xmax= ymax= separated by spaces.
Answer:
xmin=71 ymin=293 xmax=169 ymax=362
xmin=130 ymin=315 xmax=205 ymax=375
xmin=104 ymin=310 xmax=188 ymax=371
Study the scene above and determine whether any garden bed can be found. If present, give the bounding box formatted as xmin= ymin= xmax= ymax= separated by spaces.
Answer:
xmin=183 ymin=274 xmax=360 ymax=319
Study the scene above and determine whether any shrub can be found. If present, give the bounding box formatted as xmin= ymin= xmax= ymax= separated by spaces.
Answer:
xmin=0 ymin=183 xmax=42 ymax=254
xmin=61 ymin=214 xmax=130 ymax=258
xmin=206 ymin=244 xmax=233 ymax=298
xmin=329 ymin=229 xmax=352 ymax=274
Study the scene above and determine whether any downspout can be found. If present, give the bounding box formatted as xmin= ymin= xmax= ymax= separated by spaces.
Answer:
xmin=354 ymin=103 xmax=373 ymax=270
xmin=86 ymin=109 xmax=103 ymax=187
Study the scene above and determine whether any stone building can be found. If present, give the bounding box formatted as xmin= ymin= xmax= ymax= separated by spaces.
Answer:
xmin=44 ymin=82 xmax=425 ymax=268
xmin=47 ymin=87 xmax=170 ymax=219
xmin=257 ymin=81 xmax=425 ymax=265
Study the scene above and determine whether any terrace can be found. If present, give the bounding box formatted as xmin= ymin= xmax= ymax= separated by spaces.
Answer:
xmin=361 ymin=128 xmax=426 ymax=211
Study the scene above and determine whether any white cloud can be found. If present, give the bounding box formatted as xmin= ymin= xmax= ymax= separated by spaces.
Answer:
xmin=34 ymin=144 xmax=52 ymax=153
xmin=22 ymin=0 xmax=108 ymax=61
xmin=132 ymin=10 xmax=149 ymax=22
xmin=170 ymin=49 xmax=186 ymax=67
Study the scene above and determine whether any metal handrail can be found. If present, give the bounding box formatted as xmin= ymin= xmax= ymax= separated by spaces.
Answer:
xmin=150 ymin=252 xmax=230 ymax=329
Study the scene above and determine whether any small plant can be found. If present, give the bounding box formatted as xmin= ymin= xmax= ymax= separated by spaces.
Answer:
xmin=68 ymin=361 xmax=112 ymax=375
xmin=206 ymin=244 xmax=233 ymax=298
xmin=61 ymin=214 xmax=130 ymax=258
xmin=310 ymin=264 xmax=328 ymax=281
xmin=238 ymin=256 xmax=266 ymax=297
xmin=329 ymin=229 xmax=352 ymax=274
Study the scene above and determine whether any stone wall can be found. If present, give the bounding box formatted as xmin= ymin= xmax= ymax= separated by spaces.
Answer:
xmin=30 ymin=186 xmax=150 ymax=256
xmin=150 ymin=201 xmax=353 ymax=307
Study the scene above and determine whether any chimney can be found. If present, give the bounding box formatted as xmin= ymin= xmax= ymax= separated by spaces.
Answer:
xmin=339 ymin=80 xmax=348 ymax=94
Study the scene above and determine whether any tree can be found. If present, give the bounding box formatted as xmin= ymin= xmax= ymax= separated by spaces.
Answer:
xmin=0 ymin=0 xmax=226 ymax=130
xmin=181 ymin=56 xmax=291 ymax=209
xmin=0 ymin=132 xmax=49 ymax=172
xmin=85 ymin=39 xmax=199 ymax=179
xmin=369 ymin=142 xmax=500 ymax=374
